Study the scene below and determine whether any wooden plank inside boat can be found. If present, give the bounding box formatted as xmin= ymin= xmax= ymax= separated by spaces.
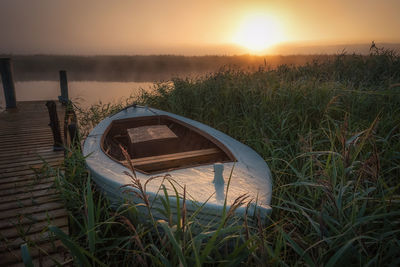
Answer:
xmin=122 ymin=147 xmax=224 ymax=173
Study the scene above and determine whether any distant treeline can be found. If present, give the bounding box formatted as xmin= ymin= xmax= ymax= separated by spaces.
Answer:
xmin=1 ymin=55 xmax=333 ymax=82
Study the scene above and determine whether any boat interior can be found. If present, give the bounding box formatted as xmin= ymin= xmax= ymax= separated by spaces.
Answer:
xmin=101 ymin=115 xmax=236 ymax=174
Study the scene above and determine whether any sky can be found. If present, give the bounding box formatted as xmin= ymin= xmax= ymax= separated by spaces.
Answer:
xmin=0 ymin=0 xmax=399 ymax=55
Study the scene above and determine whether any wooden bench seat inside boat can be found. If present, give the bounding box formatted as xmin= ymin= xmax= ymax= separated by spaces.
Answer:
xmin=102 ymin=115 xmax=236 ymax=174
xmin=122 ymin=147 xmax=223 ymax=173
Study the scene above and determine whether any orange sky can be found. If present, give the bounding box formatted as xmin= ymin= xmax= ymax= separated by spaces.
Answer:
xmin=0 ymin=0 xmax=399 ymax=55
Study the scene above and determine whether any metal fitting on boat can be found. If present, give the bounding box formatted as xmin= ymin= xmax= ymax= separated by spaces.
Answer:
xmin=213 ymin=163 xmax=224 ymax=185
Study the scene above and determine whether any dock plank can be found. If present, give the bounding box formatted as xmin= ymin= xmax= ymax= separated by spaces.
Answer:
xmin=0 ymin=101 xmax=71 ymax=266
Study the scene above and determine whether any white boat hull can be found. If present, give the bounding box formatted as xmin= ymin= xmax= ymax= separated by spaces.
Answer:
xmin=83 ymin=106 xmax=273 ymax=222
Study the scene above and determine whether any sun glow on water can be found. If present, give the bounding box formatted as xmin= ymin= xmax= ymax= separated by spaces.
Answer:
xmin=233 ymin=14 xmax=284 ymax=53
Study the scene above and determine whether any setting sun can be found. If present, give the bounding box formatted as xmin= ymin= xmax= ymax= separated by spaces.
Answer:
xmin=233 ymin=15 xmax=284 ymax=53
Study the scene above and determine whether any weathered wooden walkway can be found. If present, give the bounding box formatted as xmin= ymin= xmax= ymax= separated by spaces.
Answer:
xmin=0 ymin=101 xmax=70 ymax=266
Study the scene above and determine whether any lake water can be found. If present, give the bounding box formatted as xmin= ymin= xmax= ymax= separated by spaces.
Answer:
xmin=0 ymin=81 xmax=155 ymax=110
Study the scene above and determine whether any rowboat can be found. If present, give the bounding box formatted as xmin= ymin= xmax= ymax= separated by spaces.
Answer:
xmin=83 ymin=105 xmax=272 ymax=223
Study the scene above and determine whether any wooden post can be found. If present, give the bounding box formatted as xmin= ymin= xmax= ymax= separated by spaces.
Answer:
xmin=0 ymin=58 xmax=17 ymax=109
xmin=45 ymin=101 xmax=64 ymax=151
xmin=59 ymin=70 xmax=69 ymax=104
xmin=68 ymin=123 xmax=78 ymax=147
xmin=63 ymin=102 xmax=80 ymax=157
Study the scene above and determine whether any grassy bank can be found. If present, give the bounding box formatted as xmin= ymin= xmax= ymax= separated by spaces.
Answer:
xmin=51 ymin=48 xmax=400 ymax=266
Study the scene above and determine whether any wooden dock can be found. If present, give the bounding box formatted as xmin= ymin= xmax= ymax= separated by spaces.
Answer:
xmin=0 ymin=101 xmax=70 ymax=266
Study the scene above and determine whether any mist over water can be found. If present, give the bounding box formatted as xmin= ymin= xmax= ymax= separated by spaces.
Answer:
xmin=6 ymin=54 xmax=342 ymax=83
xmin=0 ymin=81 xmax=154 ymax=110
xmin=0 ymin=54 xmax=324 ymax=111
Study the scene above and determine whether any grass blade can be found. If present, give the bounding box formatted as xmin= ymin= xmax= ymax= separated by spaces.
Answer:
xmin=158 ymin=220 xmax=187 ymax=267
xmin=20 ymin=243 xmax=34 ymax=267
xmin=86 ymin=175 xmax=96 ymax=254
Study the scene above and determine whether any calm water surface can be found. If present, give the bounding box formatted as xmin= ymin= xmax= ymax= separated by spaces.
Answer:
xmin=0 ymin=81 xmax=154 ymax=110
